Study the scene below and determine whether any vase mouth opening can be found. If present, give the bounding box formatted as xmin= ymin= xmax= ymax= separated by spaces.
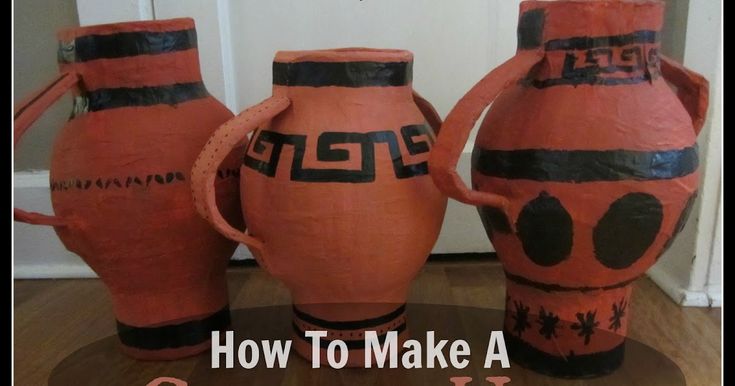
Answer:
xmin=57 ymin=17 xmax=195 ymax=41
xmin=274 ymin=48 xmax=413 ymax=64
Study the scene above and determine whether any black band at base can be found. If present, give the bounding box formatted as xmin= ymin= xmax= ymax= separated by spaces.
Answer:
xmin=505 ymin=330 xmax=625 ymax=379
xmin=116 ymin=306 xmax=231 ymax=350
xmin=292 ymin=304 xmax=408 ymax=350
xmin=292 ymin=322 xmax=407 ymax=350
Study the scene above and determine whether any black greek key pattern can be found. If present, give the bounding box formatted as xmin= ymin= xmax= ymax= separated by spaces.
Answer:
xmin=244 ymin=124 xmax=435 ymax=183
xmin=530 ymin=30 xmax=662 ymax=88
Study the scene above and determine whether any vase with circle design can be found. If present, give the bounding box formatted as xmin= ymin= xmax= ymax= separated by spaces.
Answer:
xmin=429 ymin=0 xmax=708 ymax=378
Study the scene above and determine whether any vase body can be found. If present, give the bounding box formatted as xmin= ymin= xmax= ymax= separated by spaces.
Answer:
xmin=43 ymin=19 xmax=241 ymax=359
xmin=239 ymin=49 xmax=447 ymax=366
xmin=470 ymin=1 xmax=701 ymax=378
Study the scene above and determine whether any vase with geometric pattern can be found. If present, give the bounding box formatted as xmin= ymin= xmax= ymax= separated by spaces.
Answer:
xmin=191 ymin=48 xmax=447 ymax=367
xmin=430 ymin=0 xmax=708 ymax=377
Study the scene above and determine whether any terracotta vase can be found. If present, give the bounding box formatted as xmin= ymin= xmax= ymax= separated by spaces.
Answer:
xmin=429 ymin=0 xmax=708 ymax=378
xmin=191 ymin=48 xmax=447 ymax=367
xmin=14 ymin=18 xmax=244 ymax=360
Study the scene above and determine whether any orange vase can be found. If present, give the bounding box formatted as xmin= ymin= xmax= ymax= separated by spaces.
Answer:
xmin=191 ymin=48 xmax=447 ymax=367
xmin=430 ymin=1 xmax=708 ymax=378
xmin=14 ymin=18 xmax=243 ymax=360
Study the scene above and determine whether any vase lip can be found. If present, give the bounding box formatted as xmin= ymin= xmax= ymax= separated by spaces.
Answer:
xmin=274 ymin=48 xmax=413 ymax=63
xmin=57 ymin=17 xmax=195 ymax=41
xmin=520 ymin=0 xmax=663 ymax=10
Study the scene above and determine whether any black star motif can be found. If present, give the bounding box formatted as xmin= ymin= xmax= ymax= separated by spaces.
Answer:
xmin=537 ymin=307 xmax=560 ymax=339
xmin=511 ymin=301 xmax=531 ymax=338
xmin=570 ymin=310 xmax=599 ymax=345
xmin=608 ymin=298 xmax=627 ymax=332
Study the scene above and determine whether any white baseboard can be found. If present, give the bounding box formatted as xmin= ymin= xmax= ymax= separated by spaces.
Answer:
xmin=14 ymin=264 xmax=97 ymax=279
xmin=647 ymin=265 xmax=721 ymax=307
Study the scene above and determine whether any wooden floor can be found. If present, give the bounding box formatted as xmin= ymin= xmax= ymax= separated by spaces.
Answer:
xmin=14 ymin=260 xmax=721 ymax=385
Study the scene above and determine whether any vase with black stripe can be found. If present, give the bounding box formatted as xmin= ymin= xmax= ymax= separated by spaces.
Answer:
xmin=191 ymin=48 xmax=447 ymax=367
xmin=14 ymin=18 xmax=244 ymax=360
xmin=429 ymin=0 xmax=708 ymax=378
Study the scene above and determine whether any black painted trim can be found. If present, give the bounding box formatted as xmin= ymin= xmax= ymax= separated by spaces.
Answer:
xmin=293 ymin=304 xmax=406 ymax=331
xmin=505 ymin=271 xmax=640 ymax=293
xmin=472 ymin=146 xmax=698 ymax=182
xmin=293 ymin=322 xmax=407 ymax=350
xmin=505 ymin=331 xmax=625 ymax=378
xmin=272 ymin=61 xmax=412 ymax=87
xmin=116 ymin=306 xmax=230 ymax=350
xmin=531 ymin=73 xmax=652 ymax=88
xmin=83 ymin=81 xmax=208 ymax=112
xmin=545 ymin=30 xmax=659 ymax=51
xmin=517 ymin=9 xmax=546 ymax=50
xmin=64 ymin=29 xmax=197 ymax=63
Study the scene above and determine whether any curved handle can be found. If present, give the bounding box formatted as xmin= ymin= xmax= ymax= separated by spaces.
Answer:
xmin=191 ymin=96 xmax=291 ymax=268
xmin=660 ymin=55 xmax=710 ymax=136
xmin=412 ymin=90 xmax=443 ymax=134
xmin=429 ymin=51 xmax=544 ymax=213
xmin=14 ymin=71 xmax=80 ymax=227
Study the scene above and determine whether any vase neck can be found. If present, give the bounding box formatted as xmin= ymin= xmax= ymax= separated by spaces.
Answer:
xmin=269 ymin=48 xmax=415 ymax=100
xmin=516 ymin=1 xmax=664 ymax=88
xmin=57 ymin=18 xmax=204 ymax=92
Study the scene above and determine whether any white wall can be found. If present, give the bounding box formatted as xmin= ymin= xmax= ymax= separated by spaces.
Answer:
xmin=648 ymin=0 xmax=722 ymax=307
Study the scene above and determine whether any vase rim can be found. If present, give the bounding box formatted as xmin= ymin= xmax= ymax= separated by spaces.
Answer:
xmin=274 ymin=48 xmax=413 ymax=63
xmin=521 ymin=0 xmax=662 ymax=4
xmin=57 ymin=17 xmax=195 ymax=40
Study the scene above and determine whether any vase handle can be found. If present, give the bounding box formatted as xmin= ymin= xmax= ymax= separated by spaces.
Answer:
xmin=412 ymin=90 xmax=443 ymax=135
xmin=14 ymin=71 xmax=80 ymax=227
xmin=660 ymin=55 xmax=710 ymax=137
xmin=429 ymin=51 xmax=544 ymax=216
xmin=191 ymin=96 xmax=291 ymax=269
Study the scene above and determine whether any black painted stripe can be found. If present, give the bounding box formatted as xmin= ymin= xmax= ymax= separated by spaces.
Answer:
xmin=272 ymin=61 xmax=412 ymax=87
xmin=293 ymin=304 xmax=406 ymax=331
xmin=505 ymin=332 xmax=625 ymax=378
xmin=472 ymin=146 xmax=698 ymax=182
xmin=545 ymin=30 xmax=659 ymax=51
xmin=293 ymin=322 xmax=407 ymax=350
xmin=64 ymin=29 xmax=197 ymax=63
xmin=116 ymin=306 xmax=230 ymax=350
xmin=531 ymin=73 xmax=652 ymax=88
xmin=517 ymin=9 xmax=546 ymax=50
xmin=505 ymin=271 xmax=640 ymax=293
xmin=83 ymin=81 xmax=208 ymax=112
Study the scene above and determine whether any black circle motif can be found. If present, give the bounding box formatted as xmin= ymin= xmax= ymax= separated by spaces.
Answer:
xmin=594 ymin=193 xmax=663 ymax=269
xmin=516 ymin=192 xmax=573 ymax=267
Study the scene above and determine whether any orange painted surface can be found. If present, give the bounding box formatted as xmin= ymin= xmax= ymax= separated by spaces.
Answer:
xmin=430 ymin=0 xmax=708 ymax=377
xmin=192 ymin=48 xmax=447 ymax=366
xmin=15 ymin=18 xmax=242 ymax=360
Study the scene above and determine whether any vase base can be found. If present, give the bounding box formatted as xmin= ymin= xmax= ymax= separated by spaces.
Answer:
xmin=115 ymin=305 xmax=231 ymax=360
xmin=505 ymin=331 xmax=625 ymax=379
xmin=291 ymin=303 xmax=408 ymax=368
